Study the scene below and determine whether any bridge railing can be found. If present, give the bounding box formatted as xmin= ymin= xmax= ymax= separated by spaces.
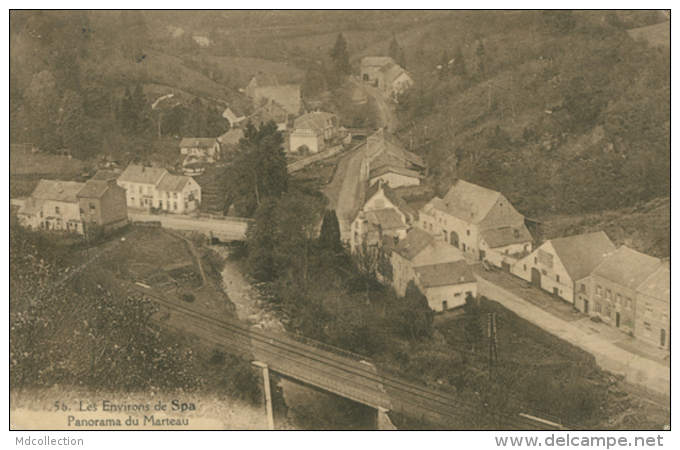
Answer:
xmin=286 ymin=333 xmax=373 ymax=364
xmin=193 ymin=213 xmax=253 ymax=223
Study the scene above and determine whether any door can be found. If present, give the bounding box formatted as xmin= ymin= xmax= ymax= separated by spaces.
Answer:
xmin=553 ymin=287 xmax=559 ymax=297
xmin=502 ymin=261 xmax=511 ymax=273
xmin=584 ymin=299 xmax=589 ymax=314
xmin=615 ymin=312 xmax=621 ymax=328
xmin=442 ymin=301 xmax=448 ymax=311
xmin=450 ymin=231 xmax=459 ymax=248
xmin=660 ymin=329 xmax=666 ymax=348
xmin=531 ymin=268 xmax=541 ymax=288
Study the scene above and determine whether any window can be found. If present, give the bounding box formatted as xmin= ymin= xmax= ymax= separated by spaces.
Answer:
xmin=623 ymin=317 xmax=633 ymax=328
xmin=40 ymin=211 xmax=43 ymax=218
xmin=131 ymin=197 xmax=135 ymax=204
xmin=580 ymin=283 xmax=586 ymax=293
xmin=429 ymin=224 xmax=433 ymax=232
xmin=159 ymin=200 xmax=163 ymax=208
xmin=645 ymin=304 xmax=653 ymax=316
xmin=166 ymin=192 xmax=170 ymax=199
xmin=644 ymin=323 xmax=652 ymax=337
xmin=173 ymin=202 xmax=178 ymax=210
xmin=139 ymin=198 xmax=144 ymax=207
xmin=467 ymin=230 xmax=470 ymax=236
xmin=139 ymin=185 xmax=143 ymax=194
xmin=524 ymin=264 xmax=527 ymax=271
xmin=594 ymin=302 xmax=602 ymax=313
xmin=534 ymin=257 xmax=538 ymax=264
xmin=173 ymin=192 xmax=178 ymax=199
xmin=616 ymin=294 xmax=622 ymax=305
xmin=556 ymin=274 xmax=560 ymax=283
xmin=596 ymin=285 xmax=602 ymax=296
xmin=605 ymin=289 xmax=611 ymax=300
xmin=166 ymin=201 xmax=170 ymax=209
xmin=541 ymin=269 xmax=547 ymax=276
xmin=55 ymin=206 xmax=60 ymax=214
xmin=90 ymin=203 xmax=96 ymax=212
xmin=454 ymin=292 xmax=461 ymax=297
xmin=147 ymin=186 xmax=152 ymax=195
xmin=466 ymin=291 xmax=472 ymax=297
xmin=626 ymin=298 xmax=632 ymax=309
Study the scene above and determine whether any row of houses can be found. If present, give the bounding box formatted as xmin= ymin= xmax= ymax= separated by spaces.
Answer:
xmin=514 ymin=232 xmax=670 ymax=350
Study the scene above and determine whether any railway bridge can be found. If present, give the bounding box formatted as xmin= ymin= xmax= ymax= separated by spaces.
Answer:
xmin=132 ymin=284 xmax=569 ymax=430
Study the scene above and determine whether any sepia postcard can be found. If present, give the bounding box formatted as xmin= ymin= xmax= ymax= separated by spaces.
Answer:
xmin=8 ymin=9 xmax=670 ymax=438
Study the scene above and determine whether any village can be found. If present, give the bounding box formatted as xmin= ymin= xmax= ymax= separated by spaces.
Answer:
xmin=9 ymin=11 xmax=670 ymax=431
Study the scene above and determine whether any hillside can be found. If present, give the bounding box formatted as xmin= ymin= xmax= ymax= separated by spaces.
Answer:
xmin=388 ymin=11 xmax=669 ymax=219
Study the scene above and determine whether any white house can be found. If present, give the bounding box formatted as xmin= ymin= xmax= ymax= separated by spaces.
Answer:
xmin=377 ymin=62 xmax=414 ymax=97
xmin=289 ymin=111 xmax=338 ymax=155
xmin=390 ymin=227 xmax=475 ymax=311
xmin=512 ymin=231 xmax=616 ymax=304
xmin=17 ymin=180 xmax=85 ymax=234
xmin=635 ymin=268 xmax=670 ymax=350
xmin=117 ymin=165 xmax=201 ymax=214
xmin=418 ymin=179 xmax=532 ymax=268
xmin=360 ymin=56 xmax=395 ymax=83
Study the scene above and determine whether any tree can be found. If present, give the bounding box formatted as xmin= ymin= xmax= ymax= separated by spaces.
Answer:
xmin=393 ymin=281 xmax=434 ymax=341
xmin=318 ymin=209 xmax=343 ymax=254
xmin=452 ymin=46 xmax=467 ymax=78
xmin=231 ymin=120 xmax=289 ymax=216
xmin=330 ymin=33 xmax=351 ymax=76
xmin=464 ymin=293 xmax=483 ymax=352
xmin=388 ymin=37 xmax=406 ymax=68
xmin=58 ymin=90 xmax=95 ymax=159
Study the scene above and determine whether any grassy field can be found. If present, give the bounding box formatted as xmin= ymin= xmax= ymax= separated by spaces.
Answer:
xmin=9 ymin=150 xmax=88 ymax=198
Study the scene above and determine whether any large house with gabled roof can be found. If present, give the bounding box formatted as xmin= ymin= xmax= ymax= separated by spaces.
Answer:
xmin=512 ymin=231 xmax=616 ymax=305
xmin=289 ymin=111 xmax=338 ymax=155
xmin=418 ymin=179 xmax=533 ymax=267
xmin=117 ymin=165 xmax=201 ymax=214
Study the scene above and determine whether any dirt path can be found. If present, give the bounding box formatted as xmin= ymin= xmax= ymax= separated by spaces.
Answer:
xmin=348 ymin=76 xmax=397 ymax=131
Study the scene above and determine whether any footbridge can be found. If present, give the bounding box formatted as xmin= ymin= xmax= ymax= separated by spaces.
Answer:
xmin=129 ymin=212 xmax=250 ymax=241
xmin=132 ymin=284 xmax=569 ymax=430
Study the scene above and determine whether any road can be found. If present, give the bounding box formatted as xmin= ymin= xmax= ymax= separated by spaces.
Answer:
xmin=477 ymin=278 xmax=670 ymax=401
xmin=348 ymin=76 xmax=397 ymax=131
xmin=321 ymin=143 xmax=367 ymax=241
xmin=129 ymin=211 xmax=250 ymax=241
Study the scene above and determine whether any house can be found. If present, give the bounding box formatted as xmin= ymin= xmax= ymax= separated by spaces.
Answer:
xmin=247 ymin=100 xmax=289 ymax=132
xmin=418 ymin=179 xmax=532 ymax=267
xmin=377 ymin=62 xmax=414 ymax=97
xmin=580 ymin=246 xmax=663 ymax=335
xmin=360 ymin=57 xmax=395 ymax=83
xmin=179 ymin=138 xmax=221 ymax=162
xmin=76 ymin=178 xmax=128 ymax=232
xmin=117 ymin=165 xmax=201 ymax=214
xmin=368 ymin=165 xmax=423 ymax=188
xmin=512 ymin=231 xmax=616 ymax=305
xmin=351 ymin=208 xmax=408 ymax=252
xmin=350 ymin=180 xmax=416 ymax=252
xmin=16 ymin=172 xmax=129 ymax=235
xmin=363 ymin=180 xmax=417 ymax=225
xmin=244 ymin=72 xmax=301 ymax=116
xmin=289 ymin=111 xmax=338 ymax=155
xmin=635 ymin=268 xmax=670 ymax=350
xmin=17 ymin=180 xmax=84 ymax=233
xmin=363 ymin=128 xmax=426 ymax=182
xmin=391 ymin=227 xmax=475 ymax=311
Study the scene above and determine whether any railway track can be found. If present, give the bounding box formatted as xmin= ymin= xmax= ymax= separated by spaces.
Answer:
xmin=133 ymin=285 xmax=569 ymax=430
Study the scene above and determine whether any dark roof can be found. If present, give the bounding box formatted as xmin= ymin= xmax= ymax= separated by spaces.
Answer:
xmin=548 ymin=231 xmax=616 ymax=282
xmin=363 ymin=209 xmax=408 ymax=232
xmin=366 ymin=128 xmax=425 ymax=169
xmin=180 ymin=138 xmax=218 ymax=148
xmin=90 ymin=170 xmax=120 ymax=181
xmin=156 ymin=174 xmax=190 ymax=192
xmin=31 ymin=180 xmax=84 ymax=203
xmin=415 ymin=261 xmax=476 ymax=288
xmin=379 ymin=62 xmax=397 ymax=73
xmin=480 ymin=224 xmax=533 ymax=249
xmin=393 ymin=227 xmax=435 ymax=261
xmin=369 ymin=165 xmax=424 ymax=181
xmin=118 ymin=165 xmax=168 ymax=185
xmin=437 ymin=179 xmax=503 ymax=224
xmin=293 ymin=111 xmax=336 ymax=131
xmin=592 ymin=246 xmax=663 ymax=290
xmin=364 ymin=180 xmax=417 ymax=217
xmin=636 ymin=268 xmax=670 ymax=302
xmin=77 ymin=179 xmax=116 ymax=199
xmin=249 ymin=73 xmax=279 ymax=88
xmin=218 ymin=128 xmax=245 ymax=146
